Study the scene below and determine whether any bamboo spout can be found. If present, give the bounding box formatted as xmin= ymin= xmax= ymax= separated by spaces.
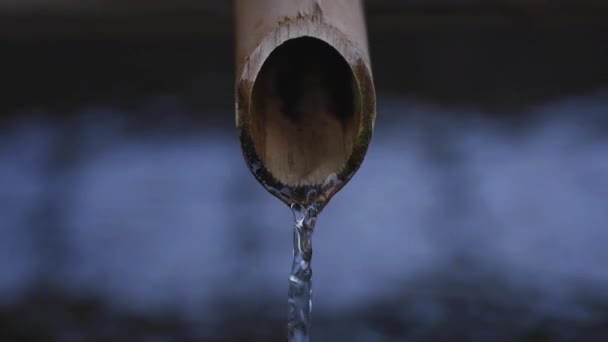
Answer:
xmin=235 ymin=0 xmax=375 ymax=206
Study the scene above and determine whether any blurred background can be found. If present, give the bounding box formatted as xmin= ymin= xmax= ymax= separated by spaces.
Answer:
xmin=1 ymin=1 xmax=608 ymax=341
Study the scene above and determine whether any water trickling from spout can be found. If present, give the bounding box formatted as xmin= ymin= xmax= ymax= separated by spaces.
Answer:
xmin=241 ymin=128 xmax=348 ymax=340
xmin=287 ymin=203 xmax=320 ymax=342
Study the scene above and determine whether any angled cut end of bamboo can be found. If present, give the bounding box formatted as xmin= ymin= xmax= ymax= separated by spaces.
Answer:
xmin=235 ymin=0 xmax=375 ymax=206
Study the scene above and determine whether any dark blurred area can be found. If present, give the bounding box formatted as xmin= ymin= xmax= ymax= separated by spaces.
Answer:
xmin=1 ymin=1 xmax=608 ymax=341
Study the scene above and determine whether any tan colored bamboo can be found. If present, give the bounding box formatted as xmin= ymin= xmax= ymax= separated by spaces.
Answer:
xmin=235 ymin=0 xmax=376 ymax=205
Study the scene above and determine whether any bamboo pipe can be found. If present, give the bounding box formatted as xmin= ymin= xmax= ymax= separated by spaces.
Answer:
xmin=235 ymin=0 xmax=375 ymax=206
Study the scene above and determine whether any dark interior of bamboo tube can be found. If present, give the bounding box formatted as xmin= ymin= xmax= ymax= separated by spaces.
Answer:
xmin=250 ymin=37 xmax=360 ymax=186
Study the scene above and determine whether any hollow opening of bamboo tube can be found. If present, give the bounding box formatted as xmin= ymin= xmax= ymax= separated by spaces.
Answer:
xmin=250 ymin=37 xmax=360 ymax=187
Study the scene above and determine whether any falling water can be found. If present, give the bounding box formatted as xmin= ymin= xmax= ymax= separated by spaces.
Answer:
xmin=287 ymin=203 xmax=320 ymax=342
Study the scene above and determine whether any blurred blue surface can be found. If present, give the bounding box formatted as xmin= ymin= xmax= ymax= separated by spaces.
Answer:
xmin=1 ymin=90 xmax=608 ymax=340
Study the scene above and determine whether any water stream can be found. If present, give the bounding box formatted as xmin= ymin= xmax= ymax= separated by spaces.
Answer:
xmin=287 ymin=203 xmax=320 ymax=342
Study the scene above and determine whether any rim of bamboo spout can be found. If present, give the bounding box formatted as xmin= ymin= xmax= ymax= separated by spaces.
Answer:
xmin=236 ymin=18 xmax=375 ymax=206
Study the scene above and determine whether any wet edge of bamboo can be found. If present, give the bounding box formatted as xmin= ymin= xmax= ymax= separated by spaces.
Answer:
xmin=234 ymin=0 xmax=376 ymax=207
